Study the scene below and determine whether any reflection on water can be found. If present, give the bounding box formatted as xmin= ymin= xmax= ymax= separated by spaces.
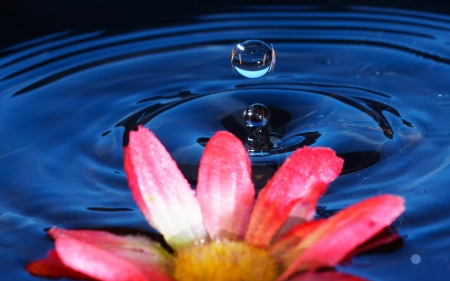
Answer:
xmin=1 ymin=6 xmax=450 ymax=280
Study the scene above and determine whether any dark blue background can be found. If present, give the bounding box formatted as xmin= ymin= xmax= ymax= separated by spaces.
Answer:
xmin=2 ymin=0 xmax=450 ymax=48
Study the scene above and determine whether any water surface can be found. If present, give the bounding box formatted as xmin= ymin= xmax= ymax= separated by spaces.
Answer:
xmin=1 ymin=6 xmax=450 ymax=280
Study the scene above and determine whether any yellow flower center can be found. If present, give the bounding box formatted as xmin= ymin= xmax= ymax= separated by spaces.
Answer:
xmin=173 ymin=240 xmax=280 ymax=281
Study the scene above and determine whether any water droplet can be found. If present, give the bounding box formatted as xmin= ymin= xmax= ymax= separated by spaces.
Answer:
xmin=231 ymin=40 xmax=275 ymax=78
xmin=243 ymin=103 xmax=270 ymax=127
xmin=412 ymin=187 xmax=429 ymax=195
xmin=411 ymin=254 xmax=421 ymax=264
xmin=361 ymin=177 xmax=372 ymax=184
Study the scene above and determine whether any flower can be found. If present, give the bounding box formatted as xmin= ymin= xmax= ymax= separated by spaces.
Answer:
xmin=27 ymin=126 xmax=405 ymax=281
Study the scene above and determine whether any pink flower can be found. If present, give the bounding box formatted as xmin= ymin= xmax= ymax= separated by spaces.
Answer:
xmin=27 ymin=127 xmax=404 ymax=281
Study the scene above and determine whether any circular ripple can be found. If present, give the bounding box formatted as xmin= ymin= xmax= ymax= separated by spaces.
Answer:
xmin=1 ymin=6 xmax=450 ymax=281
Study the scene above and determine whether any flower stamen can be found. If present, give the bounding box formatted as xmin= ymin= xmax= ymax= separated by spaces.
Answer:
xmin=174 ymin=240 xmax=280 ymax=281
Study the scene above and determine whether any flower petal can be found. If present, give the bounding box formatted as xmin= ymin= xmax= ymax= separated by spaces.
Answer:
xmin=55 ymin=237 xmax=173 ymax=281
xmin=196 ymin=131 xmax=255 ymax=240
xmin=286 ymin=270 xmax=366 ymax=281
xmin=246 ymin=147 xmax=343 ymax=247
xmin=343 ymin=226 xmax=401 ymax=261
xmin=26 ymin=250 xmax=93 ymax=280
xmin=124 ymin=126 xmax=207 ymax=249
xmin=278 ymin=195 xmax=405 ymax=280
xmin=49 ymin=227 xmax=173 ymax=269
xmin=268 ymin=219 xmax=326 ymax=264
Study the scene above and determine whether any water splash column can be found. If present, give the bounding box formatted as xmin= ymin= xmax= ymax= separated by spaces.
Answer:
xmin=244 ymin=103 xmax=272 ymax=152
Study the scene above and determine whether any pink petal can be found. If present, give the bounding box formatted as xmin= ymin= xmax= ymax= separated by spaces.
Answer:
xmin=196 ymin=131 xmax=254 ymax=240
xmin=286 ymin=270 xmax=366 ymax=281
xmin=343 ymin=227 xmax=401 ymax=262
xmin=124 ymin=126 xmax=207 ymax=249
xmin=49 ymin=227 xmax=172 ymax=269
xmin=245 ymin=147 xmax=343 ymax=248
xmin=55 ymin=237 xmax=173 ymax=281
xmin=28 ymin=228 xmax=174 ymax=281
xmin=278 ymin=195 xmax=405 ymax=280
xmin=268 ymin=219 xmax=326 ymax=264
xmin=26 ymin=250 xmax=93 ymax=280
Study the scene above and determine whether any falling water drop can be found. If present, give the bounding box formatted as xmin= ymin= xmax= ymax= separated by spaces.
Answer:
xmin=231 ymin=40 xmax=276 ymax=78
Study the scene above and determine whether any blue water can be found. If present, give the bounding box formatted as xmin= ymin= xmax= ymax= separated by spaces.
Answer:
xmin=2 ymin=6 xmax=450 ymax=280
